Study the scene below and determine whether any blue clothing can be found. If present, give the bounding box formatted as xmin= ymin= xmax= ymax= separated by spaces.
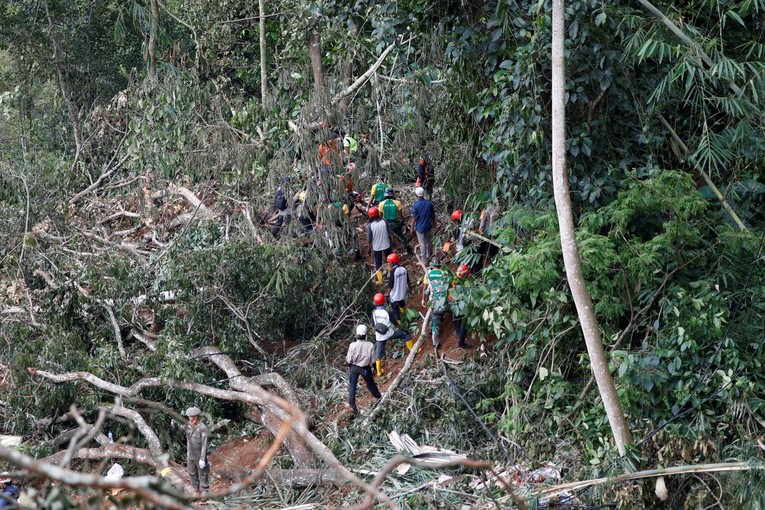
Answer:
xmin=412 ymin=198 xmax=435 ymax=233
xmin=0 ymin=484 xmax=19 ymax=507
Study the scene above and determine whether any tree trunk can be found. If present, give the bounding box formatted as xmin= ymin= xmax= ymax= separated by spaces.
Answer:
xmin=259 ymin=0 xmax=268 ymax=106
xmin=43 ymin=0 xmax=82 ymax=154
xmin=148 ymin=0 xmax=160 ymax=76
xmin=551 ymin=0 xmax=633 ymax=456
xmin=339 ymin=23 xmax=359 ymax=115
xmin=307 ymin=30 xmax=324 ymax=95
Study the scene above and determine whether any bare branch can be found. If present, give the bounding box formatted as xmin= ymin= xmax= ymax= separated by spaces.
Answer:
xmin=331 ymin=39 xmax=400 ymax=105
xmin=104 ymin=305 xmax=126 ymax=357
xmin=0 ymin=445 xmax=187 ymax=510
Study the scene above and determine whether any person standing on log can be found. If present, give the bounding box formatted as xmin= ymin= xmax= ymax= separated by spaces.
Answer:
xmin=346 ymin=324 xmax=381 ymax=415
xmin=184 ymin=406 xmax=210 ymax=495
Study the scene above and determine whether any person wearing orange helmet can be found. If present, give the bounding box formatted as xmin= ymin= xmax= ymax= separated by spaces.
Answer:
xmin=386 ymin=253 xmax=409 ymax=331
xmin=367 ymin=207 xmax=392 ymax=284
xmin=371 ymin=292 xmax=411 ymax=376
xmin=451 ymin=264 xmax=472 ymax=349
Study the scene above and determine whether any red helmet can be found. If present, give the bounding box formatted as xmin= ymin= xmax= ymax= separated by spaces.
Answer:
xmin=373 ymin=293 xmax=386 ymax=306
xmin=387 ymin=253 xmax=399 ymax=265
xmin=451 ymin=209 xmax=463 ymax=221
xmin=368 ymin=207 xmax=379 ymax=219
xmin=456 ymin=264 xmax=470 ymax=278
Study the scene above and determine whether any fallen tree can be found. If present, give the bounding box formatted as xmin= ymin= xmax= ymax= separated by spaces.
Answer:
xmin=29 ymin=346 xmax=400 ymax=508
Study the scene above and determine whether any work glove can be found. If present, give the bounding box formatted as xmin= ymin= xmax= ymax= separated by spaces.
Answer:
xmin=198 ymin=459 xmax=206 ymax=470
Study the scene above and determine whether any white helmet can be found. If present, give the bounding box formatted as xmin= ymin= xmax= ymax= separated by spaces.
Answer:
xmin=355 ymin=324 xmax=368 ymax=336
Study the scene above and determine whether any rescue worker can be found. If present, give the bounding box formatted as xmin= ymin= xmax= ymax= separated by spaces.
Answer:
xmin=346 ymin=324 xmax=381 ymax=414
xmin=367 ymin=177 xmax=392 ymax=208
xmin=295 ymin=190 xmax=315 ymax=234
xmin=411 ymin=187 xmax=435 ymax=263
xmin=371 ymin=292 xmax=411 ymax=376
xmin=451 ymin=264 xmax=472 ymax=349
xmin=415 ymin=152 xmax=434 ymax=198
xmin=448 ymin=209 xmax=469 ymax=254
xmin=386 ymin=253 xmax=409 ymax=333
xmin=367 ymin=207 xmax=392 ymax=284
xmin=326 ymin=198 xmax=362 ymax=261
xmin=378 ymin=188 xmax=413 ymax=254
xmin=422 ymin=258 xmax=449 ymax=348
xmin=270 ymin=176 xmax=293 ymax=237
xmin=478 ymin=199 xmax=502 ymax=268
xmin=317 ymin=132 xmax=342 ymax=177
xmin=184 ymin=406 xmax=210 ymax=495
xmin=343 ymin=134 xmax=359 ymax=158
xmin=0 ymin=474 xmax=19 ymax=508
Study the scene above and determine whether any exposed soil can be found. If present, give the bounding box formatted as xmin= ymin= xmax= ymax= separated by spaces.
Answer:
xmin=199 ymin=185 xmax=493 ymax=492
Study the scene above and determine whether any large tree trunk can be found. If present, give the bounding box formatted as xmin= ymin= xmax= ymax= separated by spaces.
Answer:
xmin=259 ymin=0 xmax=268 ymax=106
xmin=551 ymin=0 xmax=633 ymax=456
xmin=307 ymin=30 xmax=324 ymax=94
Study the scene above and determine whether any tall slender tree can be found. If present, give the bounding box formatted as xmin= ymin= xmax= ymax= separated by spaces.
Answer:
xmin=551 ymin=0 xmax=633 ymax=456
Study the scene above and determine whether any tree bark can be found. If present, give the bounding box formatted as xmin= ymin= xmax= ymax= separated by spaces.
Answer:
xmin=307 ymin=30 xmax=324 ymax=95
xmin=148 ymin=0 xmax=160 ymax=76
xmin=551 ymin=0 xmax=633 ymax=456
xmin=259 ymin=0 xmax=268 ymax=106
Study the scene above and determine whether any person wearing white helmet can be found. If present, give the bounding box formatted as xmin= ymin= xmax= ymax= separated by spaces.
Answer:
xmin=345 ymin=324 xmax=381 ymax=415
xmin=184 ymin=406 xmax=209 ymax=494
xmin=0 ymin=473 xmax=19 ymax=508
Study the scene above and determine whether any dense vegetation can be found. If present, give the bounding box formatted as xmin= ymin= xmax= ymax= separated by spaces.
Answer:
xmin=1 ymin=0 xmax=764 ymax=508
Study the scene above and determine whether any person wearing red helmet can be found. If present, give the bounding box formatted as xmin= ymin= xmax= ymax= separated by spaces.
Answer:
xmin=451 ymin=264 xmax=472 ymax=349
xmin=371 ymin=292 xmax=411 ymax=376
xmin=367 ymin=207 xmax=392 ymax=284
xmin=386 ymin=253 xmax=410 ymax=332
xmin=445 ymin=208 xmax=470 ymax=255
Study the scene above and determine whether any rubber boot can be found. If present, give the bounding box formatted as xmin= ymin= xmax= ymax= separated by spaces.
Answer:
xmin=376 ymin=270 xmax=384 ymax=285
xmin=405 ymin=340 xmax=414 ymax=351
xmin=376 ymin=360 xmax=383 ymax=377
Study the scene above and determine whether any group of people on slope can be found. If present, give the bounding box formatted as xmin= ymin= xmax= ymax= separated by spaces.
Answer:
xmin=345 ymin=247 xmax=474 ymax=415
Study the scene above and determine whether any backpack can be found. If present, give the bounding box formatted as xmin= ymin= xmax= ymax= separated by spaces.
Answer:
xmin=273 ymin=188 xmax=287 ymax=211
xmin=372 ymin=309 xmax=390 ymax=335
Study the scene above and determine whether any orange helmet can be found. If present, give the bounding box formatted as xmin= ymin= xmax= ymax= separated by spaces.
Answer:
xmin=456 ymin=264 xmax=470 ymax=278
xmin=387 ymin=253 xmax=400 ymax=265
xmin=373 ymin=293 xmax=386 ymax=306
xmin=451 ymin=209 xmax=463 ymax=221
xmin=368 ymin=207 xmax=379 ymax=219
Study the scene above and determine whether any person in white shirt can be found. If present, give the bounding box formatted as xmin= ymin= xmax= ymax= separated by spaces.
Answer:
xmin=371 ymin=293 xmax=411 ymax=376
xmin=386 ymin=253 xmax=409 ymax=328
xmin=346 ymin=324 xmax=381 ymax=414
